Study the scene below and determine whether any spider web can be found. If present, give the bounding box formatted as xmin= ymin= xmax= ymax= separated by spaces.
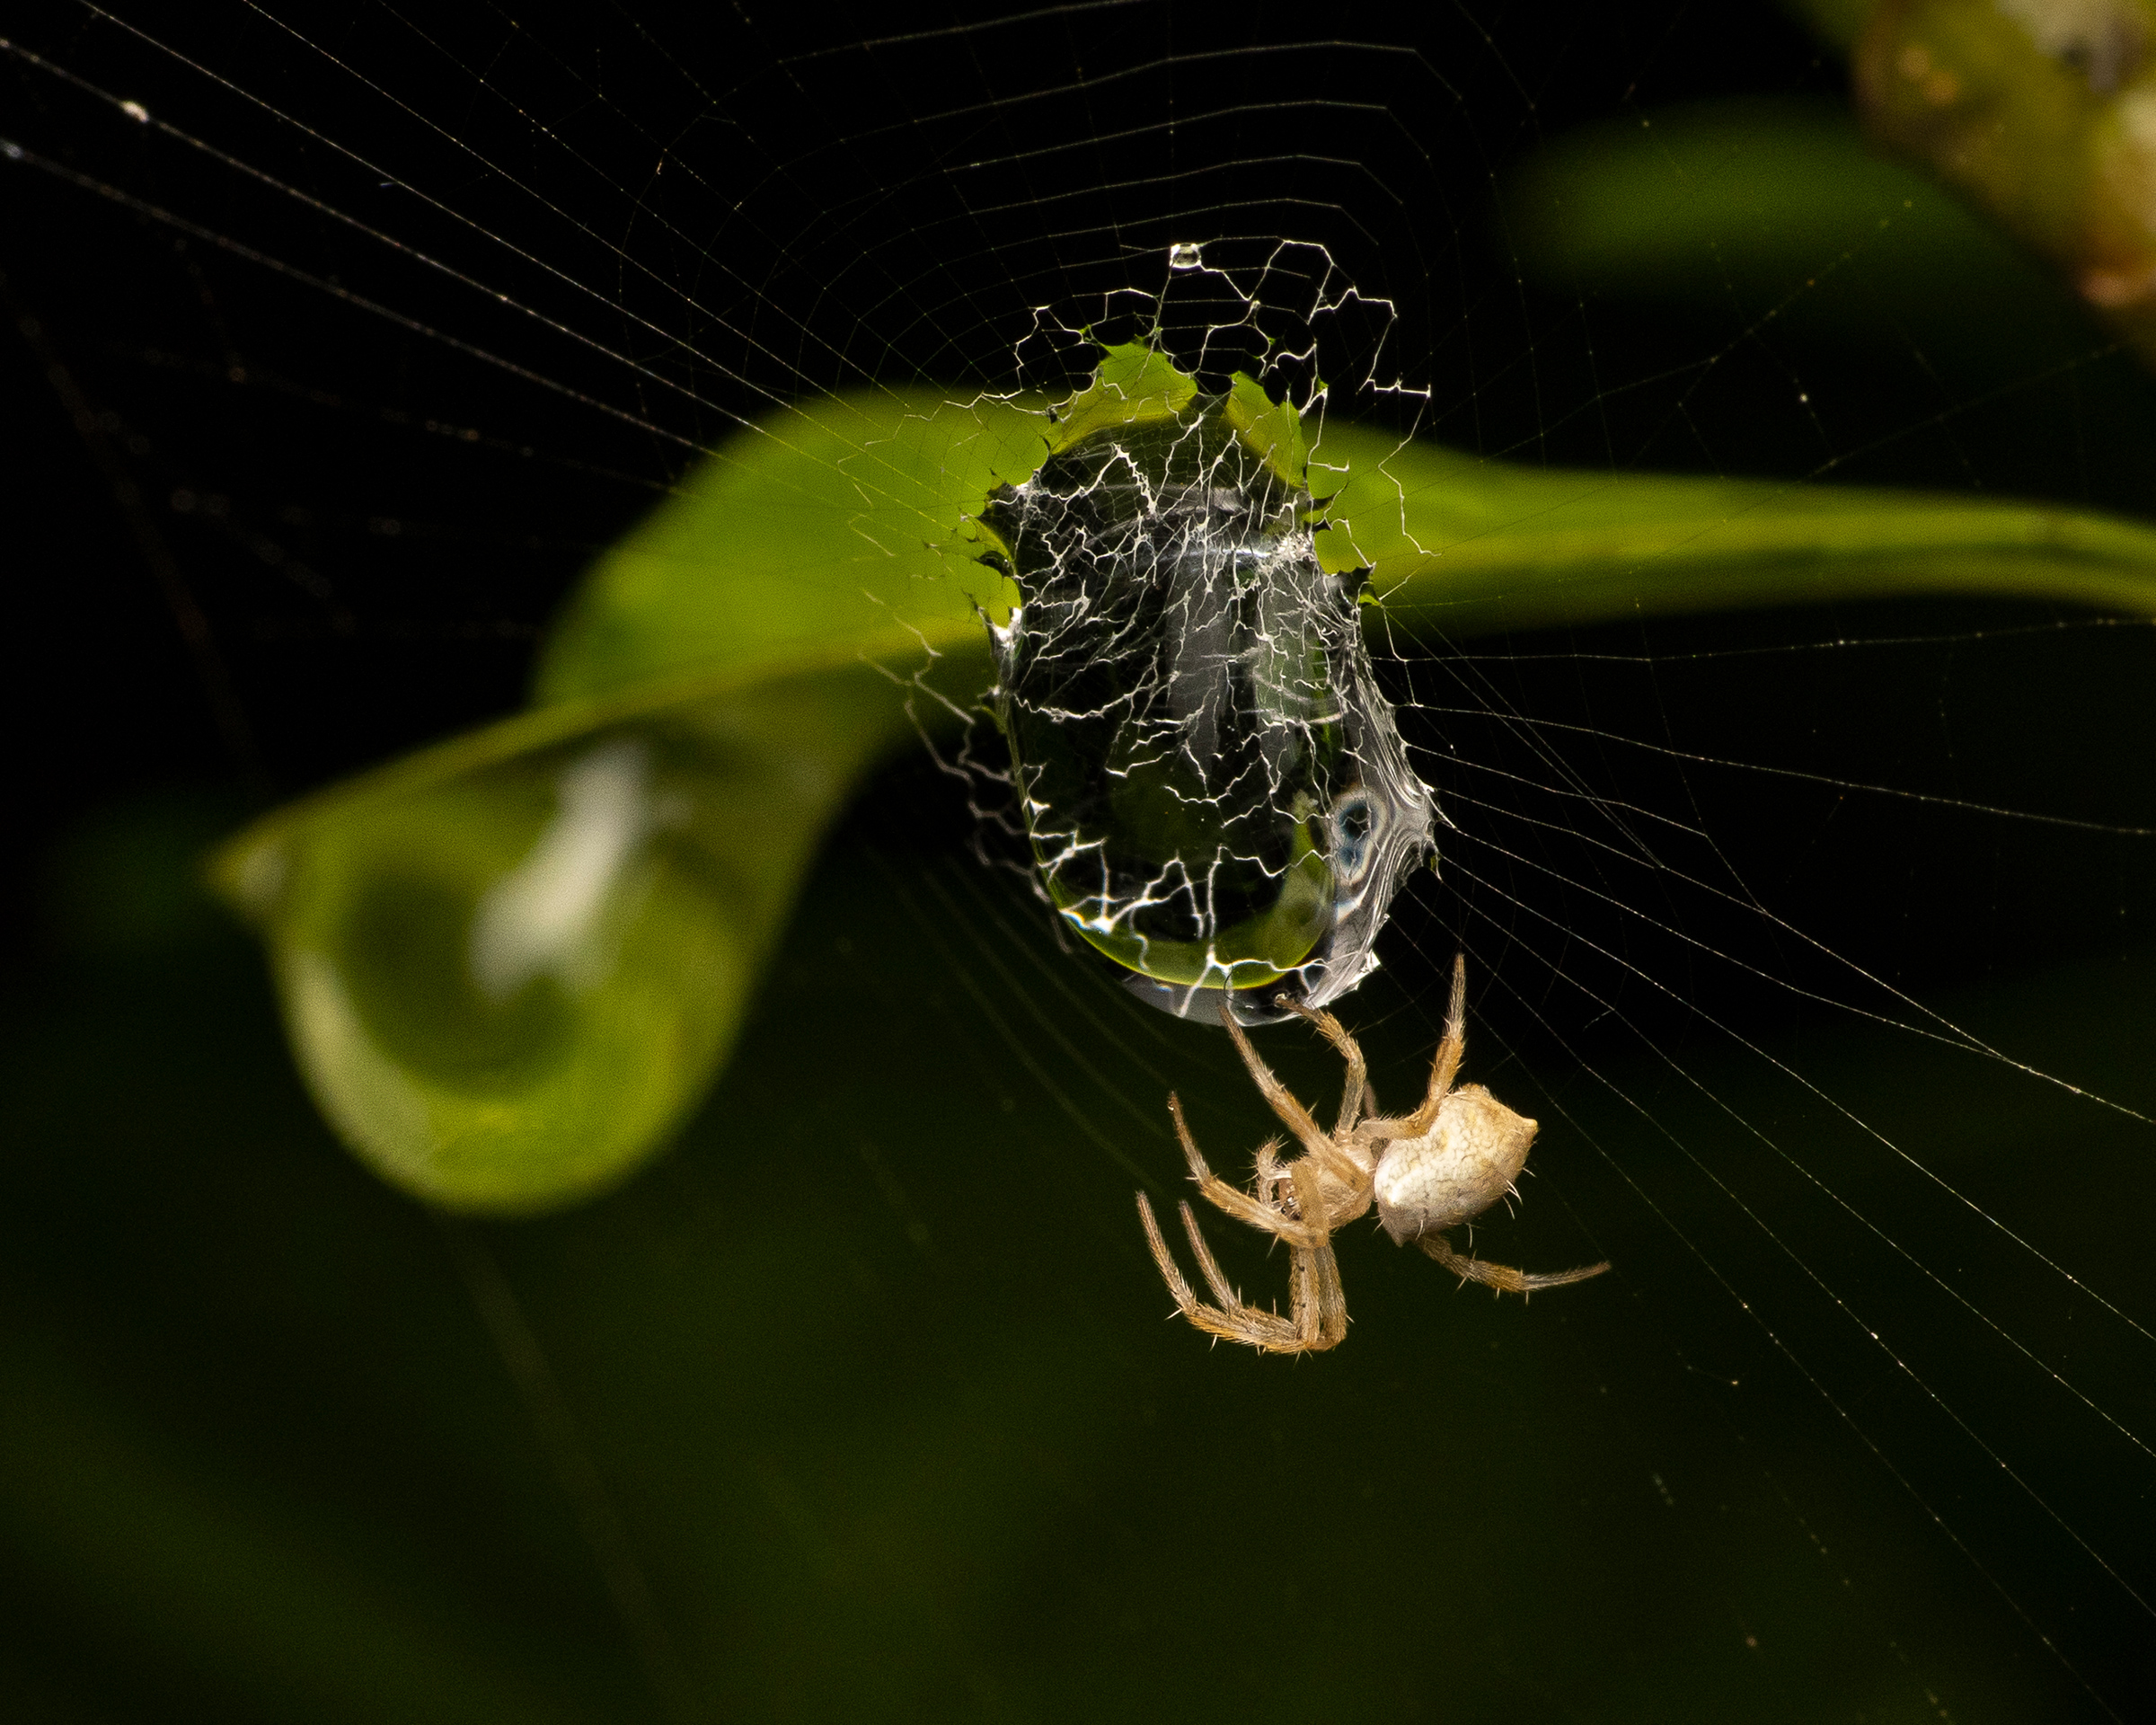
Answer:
xmin=4 ymin=1 xmax=2156 ymax=1720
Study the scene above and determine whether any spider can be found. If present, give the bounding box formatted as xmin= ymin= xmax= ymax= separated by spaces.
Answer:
xmin=1136 ymin=953 xmax=1609 ymax=1353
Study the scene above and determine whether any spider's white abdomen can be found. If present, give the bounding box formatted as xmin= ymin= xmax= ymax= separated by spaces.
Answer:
xmin=1371 ymin=1085 xmax=1539 ymax=1245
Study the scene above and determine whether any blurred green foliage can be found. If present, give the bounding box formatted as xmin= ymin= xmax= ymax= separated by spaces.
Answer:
xmin=1504 ymin=93 xmax=2079 ymax=356
xmin=1793 ymin=0 xmax=2156 ymax=371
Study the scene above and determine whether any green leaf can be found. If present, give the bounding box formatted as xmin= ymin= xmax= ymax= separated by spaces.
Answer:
xmin=216 ymin=388 xmax=1032 ymax=1213
xmin=1502 ymin=94 xmax=2082 ymax=358
xmin=214 ymin=376 xmax=2156 ymax=1214
xmin=532 ymin=387 xmax=1032 ymax=705
xmin=1319 ymin=420 xmax=2156 ymax=631
xmin=1509 ymin=19 xmax=2156 ymax=379
xmin=212 ymin=646 xmax=965 ymax=1214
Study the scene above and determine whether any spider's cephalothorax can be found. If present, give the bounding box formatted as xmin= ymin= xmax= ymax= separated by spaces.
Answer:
xmin=977 ymin=345 xmax=1434 ymax=1026
xmin=1137 ymin=953 xmax=1609 ymax=1354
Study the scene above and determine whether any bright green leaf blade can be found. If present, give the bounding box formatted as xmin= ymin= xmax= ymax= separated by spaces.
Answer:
xmin=211 ymin=642 xmax=981 ymax=1213
xmin=215 ymin=384 xmax=1027 ymax=1213
xmin=1317 ymin=420 xmax=2156 ymax=633
xmin=533 ymin=388 xmax=1033 ymax=705
xmin=216 ymin=381 xmax=2156 ymax=1215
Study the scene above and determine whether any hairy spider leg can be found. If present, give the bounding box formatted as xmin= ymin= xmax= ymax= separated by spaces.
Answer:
xmin=1290 ymin=1161 xmax=1348 ymax=1345
xmin=1167 ymin=1095 xmax=1327 ymax=1247
xmin=1379 ymin=952 xmax=1471 ymax=1142
xmin=1135 ymin=1194 xmax=1339 ymax=1352
xmin=1143 ymin=1095 xmax=1354 ymax=1353
xmin=1275 ymin=994 xmax=1370 ymax=1137
xmin=1418 ymin=1232 xmax=1612 ymax=1299
xmin=1186 ymin=1178 xmax=1344 ymax=1353
xmin=1216 ymin=1013 xmax=1369 ymax=1196
xmin=1136 ymin=1192 xmax=1298 ymax=1348
xmin=1138 ymin=1199 xmax=1302 ymax=1345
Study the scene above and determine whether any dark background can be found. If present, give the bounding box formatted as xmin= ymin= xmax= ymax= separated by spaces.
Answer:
xmin=4 ymin=2 xmax=2155 ymax=1719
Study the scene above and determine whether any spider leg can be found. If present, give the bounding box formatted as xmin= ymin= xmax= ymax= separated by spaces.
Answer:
xmin=1180 ymin=1196 xmax=1340 ymax=1354
xmin=1289 ymin=1163 xmax=1349 ymax=1348
xmin=1137 ymin=1192 xmax=1205 ymax=1311
xmin=1277 ymin=995 xmax=1370 ymax=1138
xmin=1246 ymin=1004 xmax=1378 ymax=1219
xmin=1216 ymin=1008 xmax=1337 ymax=1163
xmin=1135 ymin=1193 xmax=1317 ymax=1353
xmin=1176 ymin=1199 xmax=1250 ymax=1310
xmin=1418 ymin=1231 xmax=1611 ymax=1300
xmin=1215 ymin=1013 xmax=1374 ymax=1210
xmin=1167 ymin=1095 xmax=1325 ymax=1248
xmin=1389 ymin=952 xmax=1470 ymax=1140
